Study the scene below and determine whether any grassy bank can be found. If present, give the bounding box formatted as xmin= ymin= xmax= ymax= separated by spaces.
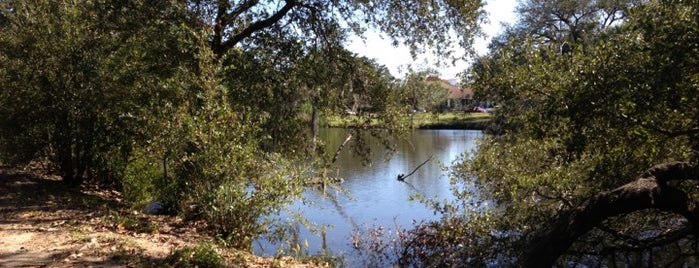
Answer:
xmin=324 ymin=112 xmax=492 ymax=130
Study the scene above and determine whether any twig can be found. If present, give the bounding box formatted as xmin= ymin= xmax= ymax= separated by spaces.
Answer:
xmin=397 ymin=155 xmax=433 ymax=181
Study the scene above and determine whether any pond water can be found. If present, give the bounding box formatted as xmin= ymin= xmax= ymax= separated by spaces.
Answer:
xmin=255 ymin=128 xmax=483 ymax=263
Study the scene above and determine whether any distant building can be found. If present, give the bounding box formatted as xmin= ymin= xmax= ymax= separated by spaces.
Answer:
xmin=426 ymin=76 xmax=473 ymax=111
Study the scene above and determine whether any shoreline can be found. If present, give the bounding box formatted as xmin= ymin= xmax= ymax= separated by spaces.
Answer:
xmin=0 ymin=167 xmax=330 ymax=267
xmin=323 ymin=112 xmax=492 ymax=131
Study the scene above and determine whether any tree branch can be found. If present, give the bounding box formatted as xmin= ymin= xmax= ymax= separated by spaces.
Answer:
xmin=331 ymin=133 xmax=353 ymax=164
xmin=533 ymin=187 xmax=573 ymax=209
xmin=397 ymin=155 xmax=433 ymax=181
xmin=212 ymin=0 xmax=231 ymax=55
xmin=618 ymin=112 xmax=699 ymax=139
xmin=230 ymin=0 xmax=260 ymax=18
xmin=601 ymin=8 xmax=622 ymax=28
xmin=520 ymin=161 xmax=699 ymax=267
xmin=214 ymin=0 xmax=298 ymax=57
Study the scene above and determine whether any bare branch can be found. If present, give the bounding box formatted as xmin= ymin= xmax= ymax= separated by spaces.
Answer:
xmin=331 ymin=133 xmax=353 ymax=164
xmin=397 ymin=155 xmax=433 ymax=181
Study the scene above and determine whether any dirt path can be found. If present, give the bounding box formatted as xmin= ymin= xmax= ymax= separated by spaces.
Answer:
xmin=0 ymin=167 xmax=206 ymax=267
xmin=0 ymin=167 xmax=325 ymax=267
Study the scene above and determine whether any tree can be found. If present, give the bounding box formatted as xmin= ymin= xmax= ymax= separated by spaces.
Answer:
xmin=193 ymin=0 xmax=487 ymax=159
xmin=395 ymin=0 xmax=699 ymax=266
xmin=220 ymin=43 xmax=399 ymax=155
xmin=469 ymin=0 xmax=636 ymax=135
xmin=517 ymin=2 xmax=699 ymax=265
xmin=0 ymin=0 xmax=200 ymax=185
xmin=396 ymin=70 xmax=449 ymax=113
xmin=522 ymin=162 xmax=699 ymax=267
xmin=188 ymin=0 xmax=485 ymax=59
xmin=515 ymin=0 xmax=635 ymax=49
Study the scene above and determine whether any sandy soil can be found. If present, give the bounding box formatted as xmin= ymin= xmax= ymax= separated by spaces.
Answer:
xmin=0 ymin=167 xmax=325 ymax=267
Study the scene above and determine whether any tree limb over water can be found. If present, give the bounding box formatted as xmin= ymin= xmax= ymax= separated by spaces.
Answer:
xmin=522 ymin=161 xmax=699 ymax=267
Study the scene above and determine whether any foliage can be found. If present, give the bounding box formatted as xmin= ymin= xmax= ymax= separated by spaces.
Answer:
xmin=396 ymin=0 xmax=699 ymax=266
xmin=190 ymin=0 xmax=485 ymax=59
xmin=143 ymin=51 xmax=308 ymax=250
xmin=221 ymin=45 xmax=400 ymax=155
xmin=190 ymin=0 xmax=486 ymax=160
xmin=350 ymin=212 xmax=513 ymax=267
xmin=0 ymin=0 xmax=489 ymax=260
xmin=515 ymin=0 xmax=634 ymax=45
xmin=0 ymin=0 xmax=304 ymax=250
xmin=104 ymin=211 xmax=160 ymax=234
xmin=121 ymin=151 xmax=162 ymax=208
xmin=324 ymin=112 xmax=491 ymax=129
xmin=396 ymin=69 xmax=450 ymax=113
xmin=166 ymin=242 xmax=225 ymax=268
xmin=0 ymin=0 xmax=199 ymax=185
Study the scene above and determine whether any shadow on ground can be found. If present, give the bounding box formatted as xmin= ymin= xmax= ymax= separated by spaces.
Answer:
xmin=0 ymin=167 xmax=179 ymax=267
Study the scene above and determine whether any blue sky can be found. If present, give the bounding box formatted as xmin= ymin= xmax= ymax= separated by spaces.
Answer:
xmin=347 ymin=0 xmax=517 ymax=80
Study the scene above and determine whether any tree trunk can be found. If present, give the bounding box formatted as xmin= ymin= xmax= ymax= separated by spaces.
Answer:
xmin=521 ymin=162 xmax=699 ymax=267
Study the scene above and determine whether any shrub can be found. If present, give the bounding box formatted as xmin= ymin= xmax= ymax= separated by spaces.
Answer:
xmin=104 ymin=211 xmax=160 ymax=234
xmin=166 ymin=242 xmax=224 ymax=268
xmin=146 ymin=81 xmax=307 ymax=250
xmin=121 ymin=151 xmax=161 ymax=208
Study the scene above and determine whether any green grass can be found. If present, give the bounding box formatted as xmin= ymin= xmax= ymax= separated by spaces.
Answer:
xmin=324 ymin=112 xmax=492 ymax=130
xmin=410 ymin=112 xmax=492 ymax=129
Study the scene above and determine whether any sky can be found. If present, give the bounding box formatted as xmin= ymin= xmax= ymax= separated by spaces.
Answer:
xmin=347 ymin=0 xmax=518 ymax=80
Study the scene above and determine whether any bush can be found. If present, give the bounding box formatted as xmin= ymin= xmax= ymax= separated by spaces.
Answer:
xmin=121 ymin=151 xmax=161 ymax=208
xmin=140 ymin=82 xmax=306 ymax=250
xmin=174 ymin=128 xmax=305 ymax=250
xmin=166 ymin=242 xmax=224 ymax=268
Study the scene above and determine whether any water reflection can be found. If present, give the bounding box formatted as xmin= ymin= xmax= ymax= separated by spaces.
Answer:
xmin=255 ymin=128 xmax=483 ymax=261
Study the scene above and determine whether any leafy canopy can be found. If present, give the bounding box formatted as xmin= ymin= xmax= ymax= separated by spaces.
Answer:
xmin=192 ymin=0 xmax=485 ymax=59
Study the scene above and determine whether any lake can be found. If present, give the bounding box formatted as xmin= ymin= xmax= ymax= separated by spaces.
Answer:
xmin=255 ymin=128 xmax=483 ymax=264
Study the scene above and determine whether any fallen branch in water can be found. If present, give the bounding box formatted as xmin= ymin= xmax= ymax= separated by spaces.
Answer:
xmin=332 ymin=133 xmax=353 ymax=163
xmin=397 ymin=155 xmax=433 ymax=182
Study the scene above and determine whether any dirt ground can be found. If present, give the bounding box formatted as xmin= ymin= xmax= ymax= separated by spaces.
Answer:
xmin=0 ymin=167 xmax=324 ymax=267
